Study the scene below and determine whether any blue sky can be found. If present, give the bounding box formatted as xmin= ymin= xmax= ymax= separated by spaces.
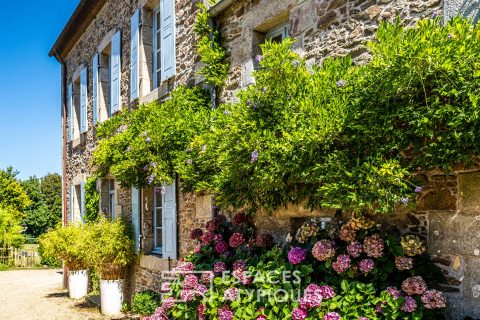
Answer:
xmin=0 ymin=0 xmax=78 ymax=180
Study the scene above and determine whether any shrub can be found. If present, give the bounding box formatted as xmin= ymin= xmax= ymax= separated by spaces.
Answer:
xmin=39 ymin=223 xmax=90 ymax=270
xmin=131 ymin=290 xmax=161 ymax=315
xmin=38 ymin=241 xmax=61 ymax=268
xmin=84 ymin=177 xmax=100 ymax=223
xmin=145 ymin=214 xmax=446 ymax=320
xmin=87 ymin=218 xmax=135 ymax=280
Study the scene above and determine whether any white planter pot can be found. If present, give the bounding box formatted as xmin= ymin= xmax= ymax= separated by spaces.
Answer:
xmin=68 ymin=269 xmax=89 ymax=299
xmin=100 ymin=279 xmax=124 ymax=316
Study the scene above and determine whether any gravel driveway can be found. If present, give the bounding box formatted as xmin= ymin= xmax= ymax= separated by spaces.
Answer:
xmin=0 ymin=269 xmax=108 ymax=320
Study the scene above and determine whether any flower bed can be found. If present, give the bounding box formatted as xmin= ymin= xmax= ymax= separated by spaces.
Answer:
xmin=144 ymin=213 xmax=445 ymax=320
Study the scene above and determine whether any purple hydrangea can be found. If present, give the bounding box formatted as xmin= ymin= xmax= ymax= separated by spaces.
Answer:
xmin=363 ymin=235 xmax=384 ymax=258
xmin=359 ymin=258 xmax=375 ymax=273
xmin=233 ymin=259 xmax=247 ymax=271
xmin=421 ymin=290 xmax=446 ymax=309
xmin=401 ymin=296 xmax=417 ymax=313
xmin=347 ymin=241 xmax=363 ymax=258
xmin=288 ymin=247 xmax=307 ymax=265
xmin=386 ymin=286 xmax=402 ymax=299
xmin=324 ymin=312 xmax=341 ymax=320
xmin=292 ymin=307 xmax=308 ymax=320
xmin=215 ymin=241 xmax=228 ymax=254
xmin=201 ymin=271 xmax=214 ymax=284
xmin=182 ymin=274 xmax=198 ymax=289
xmin=213 ymin=261 xmax=227 ymax=273
xmin=401 ymin=276 xmax=427 ymax=295
xmin=218 ymin=306 xmax=234 ymax=320
xmin=223 ymin=288 xmax=239 ymax=301
xmin=395 ymin=256 xmax=414 ymax=271
xmin=312 ymin=240 xmax=335 ymax=261
xmin=332 ymin=254 xmax=351 ymax=273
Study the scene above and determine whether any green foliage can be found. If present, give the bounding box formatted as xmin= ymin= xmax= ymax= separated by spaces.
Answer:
xmin=21 ymin=174 xmax=62 ymax=238
xmin=39 ymin=223 xmax=91 ymax=270
xmin=38 ymin=241 xmax=62 ymax=267
xmin=131 ymin=290 xmax=161 ymax=315
xmin=87 ymin=218 xmax=135 ymax=280
xmin=84 ymin=177 xmax=100 ymax=223
xmin=0 ymin=167 xmax=31 ymax=213
xmin=194 ymin=3 xmax=229 ymax=87
xmin=92 ymin=17 xmax=480 ymax=215
xmin=92 ymin=86 xmax=211 ymax=188
xmin=0 ymin=207 xmax=25 ymax=248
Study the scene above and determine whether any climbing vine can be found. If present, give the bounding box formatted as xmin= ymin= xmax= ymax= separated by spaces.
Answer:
xmin=84 ymin=176 xmax=100 ymax=222
xmin=193 ymin=2 xmax=229 ymax=87
xmin=93 ymin=17 xmax=480 ymax=215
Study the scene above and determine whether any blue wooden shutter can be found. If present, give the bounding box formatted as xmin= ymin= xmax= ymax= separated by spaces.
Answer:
xmin=80 ymin=182 xmax=85 ymax=222
xmin=160 ymin=0 xmax=176 ymax=81
xmin=67 ymin=83 xmax=73 ymax=141
xmin=131 ymin=187 xmax=141 ymax=253
xmin=162 ymin=180 xmax=177 ymax=259
xmin=80 ymin=67 xmax=88 ymax=133
xmin=92 ymin=54 xmax=99 ymax=124
xmin=110 ymin=31 xmax=121 ymax=115
xmin=130 ymin=10 xmax=140 ymax=100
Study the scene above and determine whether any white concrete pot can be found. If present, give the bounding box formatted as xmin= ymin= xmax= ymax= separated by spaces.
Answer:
xmin=100 ymin=279 xmax=124 ymax=316
xmin=68 ymin=269 xmax=89 ymax=299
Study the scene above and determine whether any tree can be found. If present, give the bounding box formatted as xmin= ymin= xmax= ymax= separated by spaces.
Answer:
xmin=21 ymin=173 xmax=62 ymax=238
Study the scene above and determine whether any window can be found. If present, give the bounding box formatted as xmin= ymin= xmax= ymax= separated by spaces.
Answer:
xmin=153 ymin=7 xmax=161 ymax=89
xmin=266 ymin=22 xmax=289 ymax=43
xmin=95 ymin=30 xmax=121 ymax=123
xmin=71 ymin=78 xmax=81 ymax=141
xmin=69 ymin=183 xmax=85 ymax=223
xmin=109 ymin=180 xmax=116 ymax=219
xmin=153 ymin=187 xmax=163 ymax=254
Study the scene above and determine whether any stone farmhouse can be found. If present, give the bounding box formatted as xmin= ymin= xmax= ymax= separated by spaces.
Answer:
xmin=50 ymin=0 xmax=480 ymax=318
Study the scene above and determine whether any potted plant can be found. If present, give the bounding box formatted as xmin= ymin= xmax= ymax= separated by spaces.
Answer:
xmin=39 ymin=224 xmax=90 ymax=299
xmin=89 ymin=218 xmax=135 ymax=316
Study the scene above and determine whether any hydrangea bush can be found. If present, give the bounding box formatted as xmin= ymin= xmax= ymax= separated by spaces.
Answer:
xmin=144 ymin=214 xmax=445 ymax=320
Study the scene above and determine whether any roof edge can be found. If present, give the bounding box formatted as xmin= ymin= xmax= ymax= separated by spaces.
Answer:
xmin=49 ymin=0 xmax=108 ymax=59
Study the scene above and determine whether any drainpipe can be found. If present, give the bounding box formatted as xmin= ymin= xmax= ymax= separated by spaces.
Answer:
xmin=208 ymin=0 xmax=236 ymax=17
xmin=53 ymin=49 xmax=68 ymax=289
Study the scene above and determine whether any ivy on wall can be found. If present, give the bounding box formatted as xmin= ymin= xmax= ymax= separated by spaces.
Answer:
xmin=92 ymin=17 xmax=480 ymax=215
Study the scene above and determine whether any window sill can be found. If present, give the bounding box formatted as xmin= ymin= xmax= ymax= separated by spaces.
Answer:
xmin=139 ymin=254 xmax=176 ymax=271
xmin=139 ymin=79 xmax=173 ymax=105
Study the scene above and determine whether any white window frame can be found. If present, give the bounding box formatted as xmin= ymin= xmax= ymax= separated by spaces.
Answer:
xmin=153 ymin=186 xmax=163 ymax=254
xmin=266 ymin=22 xmax=289 ymax=42
xmin=109 ymin=180 xmax=116 ymax=219
xmin=153 ymin=6 xmax=161 ymax=89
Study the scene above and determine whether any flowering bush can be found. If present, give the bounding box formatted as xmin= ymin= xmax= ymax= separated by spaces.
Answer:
xmin=145 ymin=215 xmax=445 ymax=320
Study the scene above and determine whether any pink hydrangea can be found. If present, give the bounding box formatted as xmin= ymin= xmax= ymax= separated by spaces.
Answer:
xmin=161 ymin=297 xmax=175 ymax=310
xmin=213 ymin=233 xmax=223 ymax=242
xmin=182 ymin=274 xmax=198 ymax=289
xmin=402 ymin=276 xmax=427 ymax=295
xmin=160 ymin=282 xmax=171 ymax=293
xmin=363 ymin=235 xmax=384 ymax=258
xmin=288 ymin=247 xmax=307 ymax=265
xmin=215 ymin=241 xmax=229 ymax=254
xmin=300 ymin=284 xmax=323 ymax=309
xmin=395 ymin=256 xmax=414 ymax=271
xmin=233 ymin=259 xmax=247 ymax=271
xmin=214 ymin=261 xmax=227 ymax=273
xmin=223 ymin=287 xmax=239 ymax=301
xmin=176 ymin=261 xmax=195 ymax=272
xmin=359 ymin=258 xmax=374 ymax=273
xmin=332 ymin=254 xmax=351 ymax=273
xmin=198 ymin=303 xmax=206 ymax=320
xmin=292 ymin=307 xmax=308 ymax=320
xmin=318 ymin=285 xmax=335 ymax=299
xmin=194 ymin=283 xmax=208 ymax=296
xmin=201 ymin=231 xmax=215 ymax=244
xmin=194 ymin=244 xmax=202 ymax=254
xmin=180 ymin=289 xmax=195 ymax=302
xmin=324 ymin=312 xmax=341 ymax=320
xmin=421 ymin=290 xmax=446 ymax=309
xmin=154 ymin=307 xmax=168 ymax=320
xmin=386 ymin=286 xmax=402 ymax=299
xmin=312 ymin=240 xmax=335 ymax=261
xmin=401 ymin=296 xmax=417 ymax=313
xmin=201 ymin=271 xmax=214 ymax=284
xmin=205 ymin=219 xmax=218 ymax=232
xmin=229 ymin=232 xmax=245 ymax=248
xmin=218 ymin=306 xmax=234 ymax=320
xmin=346 ymin=241 xmax=363 ymax=258
xmin=358 ymin=317 xmax=368 ymax=320
xmin=232 ymin=212 xmax=247 ymax=225
xmin=233 ymin=269 xmax=252 ymax=285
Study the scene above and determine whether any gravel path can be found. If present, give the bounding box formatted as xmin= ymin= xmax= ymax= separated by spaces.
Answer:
xmin=0 ymin=269 xmax=108 ymax=320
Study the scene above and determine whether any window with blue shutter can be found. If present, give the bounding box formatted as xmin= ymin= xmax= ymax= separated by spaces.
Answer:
xmin=130 ymin=10 xmax=140 ymax=100
xmin=160 ymin=0 xmax=176 ymax=82
xmin=110 ymin=31 xmax=121 ymax=115
xmin=162 ymin=181 xmax=177 ymax=259
xmin=67 ymin=83 xmax=73 ymax=141
xmin=80 ymin=68 xmax=88 ymax=133
xmin=92 ymin=54 xmax=99 ymax=124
